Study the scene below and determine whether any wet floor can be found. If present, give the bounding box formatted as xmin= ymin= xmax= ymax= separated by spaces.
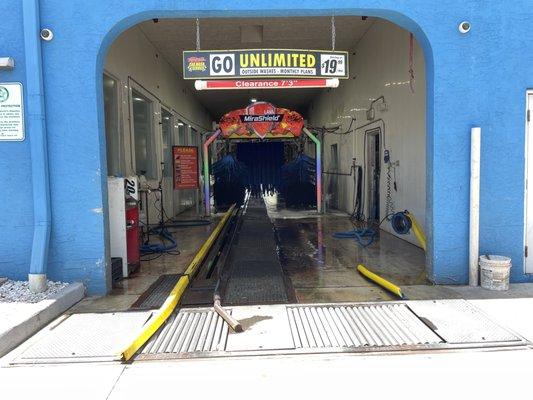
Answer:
xmin=72 ymin=202 xmax=429 ymax=312
xmin=70 ymin=211 xmax=218 ymax=313
xmin=272 ymin=214 xmax=427 ymax=303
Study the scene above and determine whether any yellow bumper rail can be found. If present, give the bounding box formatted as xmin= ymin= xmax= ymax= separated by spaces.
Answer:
xmin=120 ymin=204 xmax=236 ymax=362
xmin=357 ymin=264 xmax=405 ymax=299
xmin=405 ymin=211 xmax=426 ymax=252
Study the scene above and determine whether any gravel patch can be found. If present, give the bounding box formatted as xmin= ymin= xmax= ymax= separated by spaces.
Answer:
xmin=0 ymin=280 xmax=69 ymax=303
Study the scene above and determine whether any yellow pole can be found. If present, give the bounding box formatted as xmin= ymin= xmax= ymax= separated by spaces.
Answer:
xmin=357 ymin=264 xmax=405 ymax=299
xmin=405 ymin=211 xmax=426 ymax=252
xmin=120 ymin=204 xmax=236 ymax=361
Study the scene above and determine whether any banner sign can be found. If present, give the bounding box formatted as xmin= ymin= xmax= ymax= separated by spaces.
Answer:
xmin=219 ymin=101 xmax=304 ymax=139
xmin=173 ymin=146 xmax=199 ymax=190
xmin=0 ymin=82 xmax=24 ymax=141
xmin=194 ymin=78 xmax=339 ymax=91
xmin=183 ymin=49 xmax=349 ymax=80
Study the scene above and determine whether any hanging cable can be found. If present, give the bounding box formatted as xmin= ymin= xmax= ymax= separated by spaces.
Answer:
xmin=196 ymin=18 xmax=201 ymax=51
xmin=331 ymin=15 xmax=336 ymax=51
xmin=385 ymin=160 xmax=395 ymax=217
xmin=409 ymin=33 xmax=415 ymax=93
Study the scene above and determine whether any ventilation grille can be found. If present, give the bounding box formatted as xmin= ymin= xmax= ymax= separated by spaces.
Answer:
xmin=142 ymin=309 xmax=229 ymax=354
xmin=287 ymin=304 xmax=443 ymax=348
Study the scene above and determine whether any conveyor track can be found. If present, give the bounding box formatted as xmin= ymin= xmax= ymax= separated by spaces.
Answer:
xmin=220 ymin=197 xmax=291 ymax=305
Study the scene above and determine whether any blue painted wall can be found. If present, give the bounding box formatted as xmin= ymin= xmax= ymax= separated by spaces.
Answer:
xmin=0 ymin=0 xmax=33 ymax=281
xmin=1 ymin=0 xmax=532 ymax=294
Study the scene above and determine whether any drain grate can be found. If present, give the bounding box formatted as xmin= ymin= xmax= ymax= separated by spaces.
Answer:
xmin=287 ymin=304 xmax=443 ymax=348
xmin=140 ymin=309 xmax=229 ymax=357
xmin=131 ymin=274 xmax=182 ymax=310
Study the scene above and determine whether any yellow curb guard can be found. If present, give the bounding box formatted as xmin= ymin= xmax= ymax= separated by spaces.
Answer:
xmin=405 ymin=211 xmax=426 ymax=252
xmin=120 ymin=204 xmax=236 ymax=362
xmin=357 ymin=264 xmax=405 ymax=299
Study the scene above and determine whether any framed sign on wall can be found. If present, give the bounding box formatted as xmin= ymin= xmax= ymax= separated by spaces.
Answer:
xmin=0 ymin=82 xmax=24 ymax=141
xmin=173 ymin=145 xmax=199 ymax=190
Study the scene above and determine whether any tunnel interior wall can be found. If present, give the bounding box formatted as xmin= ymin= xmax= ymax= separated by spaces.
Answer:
xmin=309 ymin=19 xmax=426 ymax=247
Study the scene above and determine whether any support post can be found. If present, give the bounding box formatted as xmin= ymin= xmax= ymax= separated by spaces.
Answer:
xmin=203 ymin=129 xmax=221 ymax=216
xmin=469 ymin=127 xmax=481 ymax=286
xmin=303 ymin=128 xmax=322 ymax=213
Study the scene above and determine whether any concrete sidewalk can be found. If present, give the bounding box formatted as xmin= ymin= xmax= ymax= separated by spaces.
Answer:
xmin=0 ymin=297 xmax=532 ymax=400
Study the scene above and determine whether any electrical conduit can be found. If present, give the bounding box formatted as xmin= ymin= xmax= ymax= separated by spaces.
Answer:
xmin=23 ymin=0 xmax=51 ymax=293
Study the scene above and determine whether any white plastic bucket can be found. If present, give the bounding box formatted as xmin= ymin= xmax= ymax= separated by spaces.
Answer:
xmin=479 ymin=255 xmax=511 ymax=291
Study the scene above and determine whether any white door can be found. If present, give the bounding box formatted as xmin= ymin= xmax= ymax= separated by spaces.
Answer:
xmin=525 ymin=92 xmax=533 ymax=273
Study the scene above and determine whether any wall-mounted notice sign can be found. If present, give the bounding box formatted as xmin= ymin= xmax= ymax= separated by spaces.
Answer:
xmin=173 ymin=145 xmax=199 ymax=190
xmin=183 ymin=49 xmax=349 ymax=80
xmin=0 ymin=82 xmax=24 ymax=141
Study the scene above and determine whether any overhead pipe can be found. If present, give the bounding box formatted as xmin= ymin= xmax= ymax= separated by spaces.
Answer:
xmin=469 ymin=127 xmax=481 ymax=286
xmin=203 ymin=129 xmax=221 ymax=216
xmin=23 ymin=0 xmax=51 ymax=293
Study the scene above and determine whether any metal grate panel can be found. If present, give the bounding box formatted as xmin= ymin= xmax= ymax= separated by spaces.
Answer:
xmin=131 ymin=274 xmax=182 ymax=310
xmin=287 ymin=304 xmax=443 ymax=348
xmin=224 ymin=260 xmax=288 ymax=305
xmin=141 ymin=309 xmax=229 ymax=355
xmin=408 ymin=300 xmax=522 ymax=343
xmin=13 ymin=312 xmax=151 ymax=364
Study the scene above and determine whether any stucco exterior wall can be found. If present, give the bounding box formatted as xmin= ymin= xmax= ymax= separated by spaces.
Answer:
xmin=1 ymin=0 xmax=532 ymax=293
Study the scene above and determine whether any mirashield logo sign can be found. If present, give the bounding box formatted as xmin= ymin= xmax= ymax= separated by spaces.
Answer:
xmin=0 ymin=82 xmax=24 ymax=141
xmin=244 ymin=102 xmax=278 ymax=138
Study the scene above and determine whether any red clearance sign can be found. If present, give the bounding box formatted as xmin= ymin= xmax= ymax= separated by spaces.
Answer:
xmin=173 ymin=146 xmax=199 ymax=190
xmin=194 ymin=78 xmax=339 ymax=90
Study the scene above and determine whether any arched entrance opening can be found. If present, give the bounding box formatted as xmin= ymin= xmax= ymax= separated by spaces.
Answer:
xmin=96 ymin=12 xmax=433 ymax=304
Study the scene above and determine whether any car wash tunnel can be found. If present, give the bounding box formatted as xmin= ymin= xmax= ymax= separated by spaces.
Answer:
xmin=7 ymin=13 xmax=530 ymax=365
xmin=100 ymin=15 xmax=430 ymax=309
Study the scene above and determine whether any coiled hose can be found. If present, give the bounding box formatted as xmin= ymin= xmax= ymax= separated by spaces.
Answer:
xmin=332 ymin=227 xmax=376 ymax=248
xmin=334 ymin=211 xmax=413 ymax=248
xmin=390 ymin=211 xmax=412 ymax=234
xmin=140 ymin=225 xmax=177 ymax=254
